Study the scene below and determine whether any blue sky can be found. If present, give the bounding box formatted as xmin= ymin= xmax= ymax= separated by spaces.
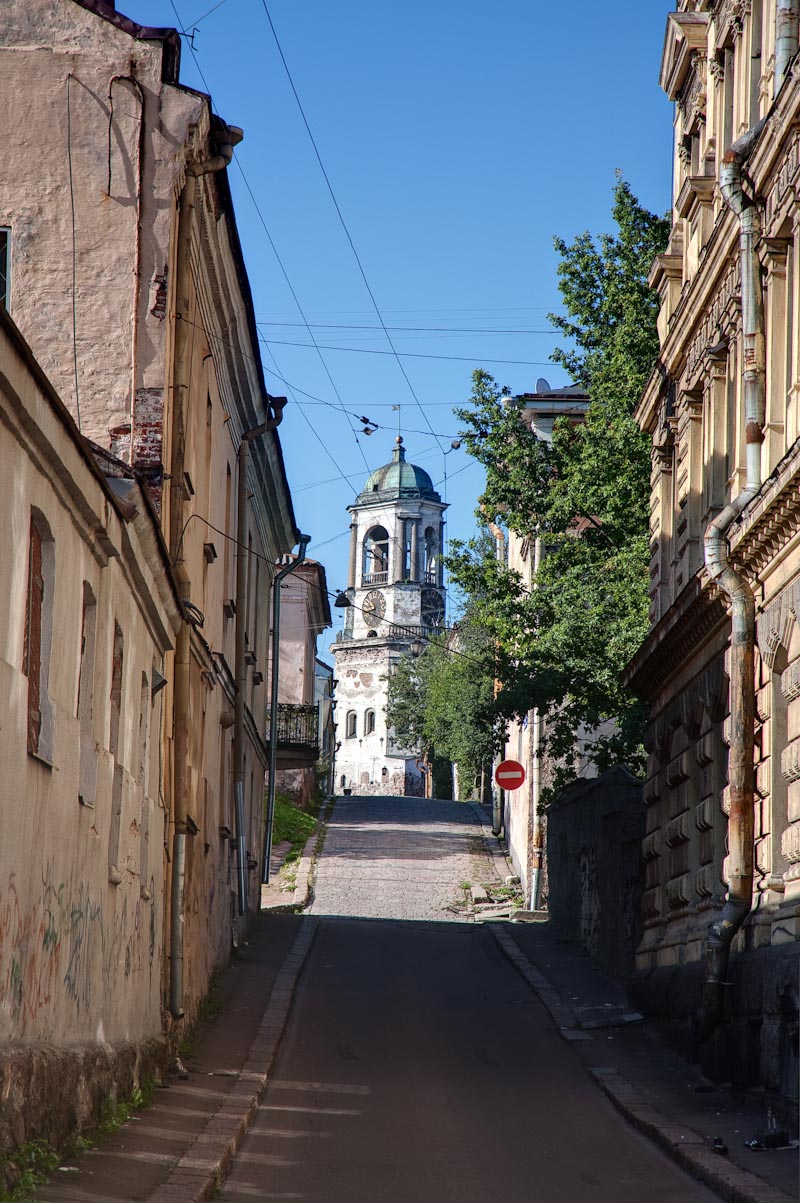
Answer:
xmin=128 ymin=0 xmax=675 ymax=634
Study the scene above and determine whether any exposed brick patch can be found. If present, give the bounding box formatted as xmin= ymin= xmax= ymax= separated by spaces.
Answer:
xmin=149 ymin=266 xmax=168 ymax=320
xmin=108 ymin=422 xmax=132 ymax=463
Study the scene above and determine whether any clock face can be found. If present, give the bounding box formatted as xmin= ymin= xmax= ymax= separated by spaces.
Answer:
xmin=421 ymin=588 xmax=445 ymax=630
xmin=362 ymin=589 xmax=386 ymax=628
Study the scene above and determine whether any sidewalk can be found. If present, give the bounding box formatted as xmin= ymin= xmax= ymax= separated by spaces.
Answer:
xmin=466 ymin=800 xmax=797 ymax=1203
xmin=29 ymin=913 xmax=316 ymax=1203
xmin=494 ymin=919 xmax=797 ymax=1203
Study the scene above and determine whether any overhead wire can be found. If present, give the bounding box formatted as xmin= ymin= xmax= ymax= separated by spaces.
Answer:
xmin=168 ymin=0 xmax=374 ymax=478
xmin=264 ymin=338 xmax=556 ymax=366
xmin=258 ymin=0 xmax=448 ymax=455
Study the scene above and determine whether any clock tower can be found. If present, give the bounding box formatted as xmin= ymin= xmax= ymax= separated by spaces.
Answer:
xmin=332 ymin=437 xmax=447 ymax=796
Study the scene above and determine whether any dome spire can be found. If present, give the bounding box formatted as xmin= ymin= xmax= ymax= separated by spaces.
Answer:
xmin=392 ymin=435 xmax=405 ymax=463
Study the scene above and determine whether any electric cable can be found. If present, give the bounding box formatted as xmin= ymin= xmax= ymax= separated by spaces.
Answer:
xmin=168 ymin=0 xmax=374 ymax=477
xmin=264 ymin=338 xmax=556 ymax=366
xmin=258 ymin=0 xmax=447 ymax=454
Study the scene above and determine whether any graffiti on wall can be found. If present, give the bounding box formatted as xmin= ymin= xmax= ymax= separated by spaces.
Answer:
xmin=0 ymin=861 xmax=157 ymax=1038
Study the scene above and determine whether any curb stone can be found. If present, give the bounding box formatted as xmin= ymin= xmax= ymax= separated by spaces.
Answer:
xmin=590 ymin=1069 xmax=794 ymax=1203
xmin=467 ymin=801 xmax=511 ymax=884
xmin=490 ymin=924 xmax=795 ymax=1203
xmin=147 ymin=916 xmax=318 ymax=1203
xmin=489 ymin=923 xmax=591 ymax=1040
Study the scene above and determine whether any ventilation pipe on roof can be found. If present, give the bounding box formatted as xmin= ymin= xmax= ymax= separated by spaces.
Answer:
xmin=700 ymin=119 xmax=766 ymax=1042
xmin=775 ymin=0 xmax=800 ymax=97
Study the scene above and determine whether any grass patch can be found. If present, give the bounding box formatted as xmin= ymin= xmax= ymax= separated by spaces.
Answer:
xmin=0 ymin=1138 xmax=59 ymax=1201
xmin=272 ymin=795 xmax=319 ymax=865
xmin=0 ymin=1079 xmax=160 ymax=1201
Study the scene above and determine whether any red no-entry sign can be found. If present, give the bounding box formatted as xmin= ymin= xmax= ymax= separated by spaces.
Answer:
xmin=495 ymin=759 xmax=526 ymax=790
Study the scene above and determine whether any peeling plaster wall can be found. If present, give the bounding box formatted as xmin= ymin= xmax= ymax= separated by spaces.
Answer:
xmin=0 ymin=315 xmax=179 ymax=1049
xmin=0 ymin=0 xmax=200 ymax=449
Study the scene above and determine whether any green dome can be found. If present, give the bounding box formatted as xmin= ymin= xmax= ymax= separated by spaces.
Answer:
xmin=357 ymin=437 xmax=441 ymax=502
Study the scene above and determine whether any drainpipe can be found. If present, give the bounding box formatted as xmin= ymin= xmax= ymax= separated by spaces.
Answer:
xmin=233 ymin=404 xmax=289 ymax=916
xmin=528 ymin=532 xmax=543 ymax=911
xmin=484 ymin=515 xmax=506 ymax=837
xmin=167 ymin=162 xmax=198 ymax=1020
xmin=700 ymin=121 xmax=766 ymax=1041
xmin=168 ymin=120 xmax=244 ymax=1017
xmin=775 ymin=0 xmax=800 ymax=98
xmin=263 ymin=533 xmax=311 ymax=883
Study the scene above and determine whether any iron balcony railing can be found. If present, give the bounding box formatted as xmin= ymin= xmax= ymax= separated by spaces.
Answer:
xmin=266 ymin=703 xmax=320 ymax=751
xmin=361 ymin=571 xmax=388 ymax=586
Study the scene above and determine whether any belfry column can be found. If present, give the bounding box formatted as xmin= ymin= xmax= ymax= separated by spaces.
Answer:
xmin=348 ymin=521 xmax=358 ymax=589
xmin=410 ymin=520 xmax=420 ymax=583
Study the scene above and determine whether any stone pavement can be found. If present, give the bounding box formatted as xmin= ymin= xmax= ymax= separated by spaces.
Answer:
xmin=24 ymin=794 xmax=797 ymax=1203
xmin=309 ymin=794 xmax=499 ymax=920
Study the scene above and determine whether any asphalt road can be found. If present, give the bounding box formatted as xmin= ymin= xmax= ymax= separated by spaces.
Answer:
xmin=220 ymin=796 xmax=721 ymax=1203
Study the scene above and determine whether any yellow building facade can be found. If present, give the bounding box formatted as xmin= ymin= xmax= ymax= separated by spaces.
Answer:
xmin=628 ymin=0 xmax=800 ymax=1097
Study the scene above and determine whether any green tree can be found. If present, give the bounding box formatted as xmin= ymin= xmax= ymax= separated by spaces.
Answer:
xmin=448 ymin=179 xmax=669 ymax=792
xmin=386 ymin=613 xmax=500 ymax=799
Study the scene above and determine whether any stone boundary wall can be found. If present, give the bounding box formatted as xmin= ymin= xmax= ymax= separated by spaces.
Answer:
xmin=0 ymin=1037 xmax=169 ymax=1166
xmin=546 ymin=766 xmax=645 ymax=981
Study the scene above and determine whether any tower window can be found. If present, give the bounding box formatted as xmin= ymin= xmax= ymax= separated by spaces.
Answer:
xmin=346 ymin=710 xmax=357 ymax=738
xmin=363 ymin=526 xmax=389 ymax=585
xmin=424 ymin=526 xmax=437 ymax=584
xmin=365 ymin=709 xmax=376 ymax=735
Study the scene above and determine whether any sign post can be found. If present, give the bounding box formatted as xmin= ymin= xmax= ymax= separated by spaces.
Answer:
xmin=495 ymin=759 xmax=526 ymax=791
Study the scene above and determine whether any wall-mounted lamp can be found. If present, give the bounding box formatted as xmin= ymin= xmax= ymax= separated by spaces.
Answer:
xmin=151 ymin=668 xmax=168 ymax=699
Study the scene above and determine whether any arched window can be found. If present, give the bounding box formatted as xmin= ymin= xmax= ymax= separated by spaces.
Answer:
xmin=346 ymin=710 xmax=357 ymax=738
xmin=365 ymin=709 xmax=376 ymax=735
xmin=363 ymin=526 xmax=389 ymax=585
xmin=424 ymin=526 xmax=437 ymax=584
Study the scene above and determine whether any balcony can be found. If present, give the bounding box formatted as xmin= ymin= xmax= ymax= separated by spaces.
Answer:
xmin=362 ymin=571 xmax=388 ymax=586
xmin=266 ymin=703 xmax=320 ymax=769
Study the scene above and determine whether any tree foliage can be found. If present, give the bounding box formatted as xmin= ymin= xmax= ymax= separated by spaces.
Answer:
xmin=448 ymin=180 xmax=669 ymax=792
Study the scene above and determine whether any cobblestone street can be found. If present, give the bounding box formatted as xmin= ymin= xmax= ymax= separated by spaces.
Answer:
xmin=309 ymin=795 xmax=494 ymax=921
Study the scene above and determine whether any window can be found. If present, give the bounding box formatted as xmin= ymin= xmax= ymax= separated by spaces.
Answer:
xmin=424 ymin=526 xmax=437 ymax=584
xmin=137 ymin=672 xmax=151 ymax=891
xmin=363 ymin=526 xmax=389 ymax=584
xmin=23 ymin=511 xmax=55 ymax=761
xmin=0 ymin=228 xmax=10 ymax=308
xmin=108 ymin=622 xmax=125 ymax=882
xmin=346 ymin=711 xmax=357 ymax=738
xmin=77 ymin=582 xmax=97 ymax=805
xmin=365 ymin=709 xmax=376 ymax=736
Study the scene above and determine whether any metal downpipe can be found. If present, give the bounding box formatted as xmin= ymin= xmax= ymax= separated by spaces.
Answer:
xmin=168 ymin=171 xmax=196 ymax=1020
xmin=775 ymin=0 xmax=800 ymax=97
xmin=484 ymin=516 xmax=506 ymax=837
xmin=700 ymin=129 xmax=765 ymax=1041
xmin=263 ymin=534 xmax=311 ymax=884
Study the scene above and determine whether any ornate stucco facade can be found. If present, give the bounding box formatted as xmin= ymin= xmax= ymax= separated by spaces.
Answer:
xmin=628 ymin=1 xmax=800 ymax=1099
xmin=332 ymin=438 xmax=447 ymax=796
